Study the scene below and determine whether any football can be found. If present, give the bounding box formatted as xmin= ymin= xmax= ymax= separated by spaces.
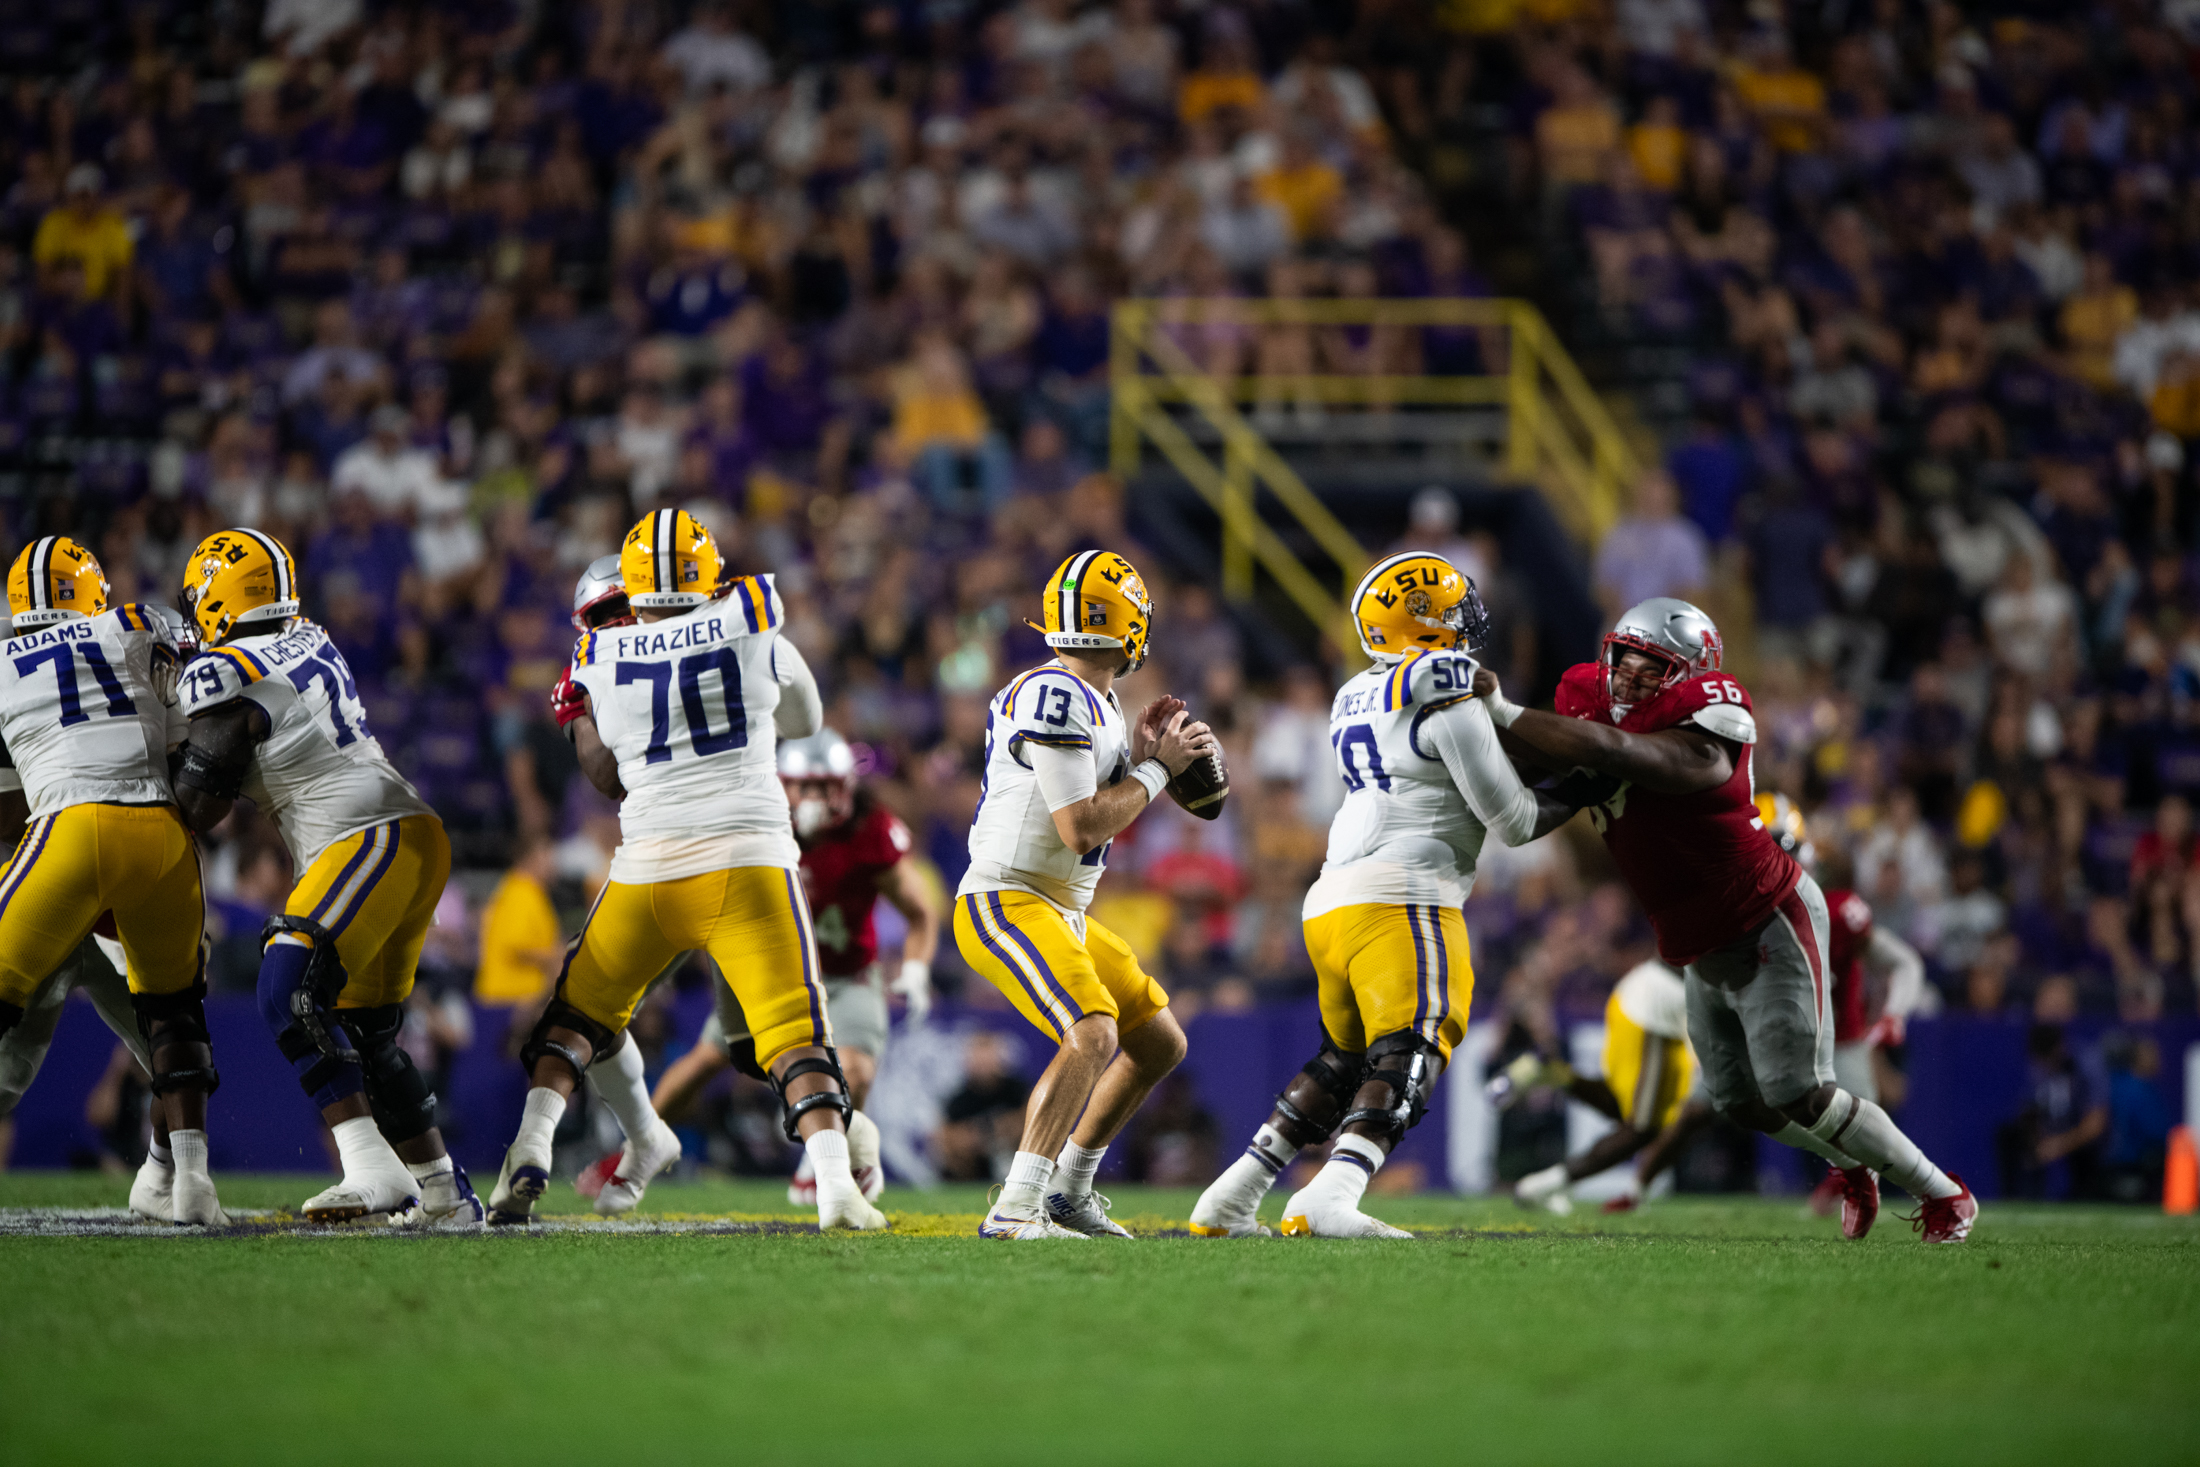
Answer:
xmin=1167 ymin=748 xmax=1229 ymax=821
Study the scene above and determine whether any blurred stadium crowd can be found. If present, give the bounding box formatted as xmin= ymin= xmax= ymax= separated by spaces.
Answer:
xmin=0 ymin=0 xmax=2193 ymax=1191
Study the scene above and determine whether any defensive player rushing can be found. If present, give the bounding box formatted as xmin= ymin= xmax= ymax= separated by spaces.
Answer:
xmin=1497 ymin=956 xmax=1714 ymax=1215
xmin=1190 ymin=553 xmax=1581 ymax=1239
xmin=1473 ymin=597 xmax=1976 ymax=1242
xmin=955 ymin=551 xmax=1209 ymax=1239
xmin=0 ymin=538 xmax=224 ymax=1223
xmin=172 ymin=529 xmax=483 ymax=1228
xmin=497 ymin=509 xmax=885 ymax=1231
xmin=635 ymin=726 xmax=940 ymax=1207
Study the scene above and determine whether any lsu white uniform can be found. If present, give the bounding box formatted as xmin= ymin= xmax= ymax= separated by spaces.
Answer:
xmin=954 ymin=660 xmax=1168 ymax=1043
xmin=1602 ymin=960 xmax=1699 ymax=1132
xmin=1300 ymin=649 xmax=1541 ymax=1059
xmin=560 ymin=576 xmax=830 ymax=1068
xmin=0 ymin=604 xmax=204 ymax=1005
xmin=182 ymin=619 xmax=447 ymax=1008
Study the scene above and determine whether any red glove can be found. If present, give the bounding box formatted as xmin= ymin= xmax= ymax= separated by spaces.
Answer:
xmin=551 ymin=669 xmax=589 ymax=733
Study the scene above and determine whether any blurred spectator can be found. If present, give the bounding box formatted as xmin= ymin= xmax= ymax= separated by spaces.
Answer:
xmin=333 ymin=405 xmax=441 ymax=519
xmin=1593 ymin=470 xmax=1709 ymax=618
xmin=474 ymin=837 xmax=562 ymax=1007
xmin=2100 ymin=1033 xmax=2172 ymax=1204
xmin=33 ymin=165 xmax=132 ymax=305
xmin=1996 ymin=1022 xmax=2108 ymax=1199
xmin=932 ymin=1030 xmax=1029 ymax=1183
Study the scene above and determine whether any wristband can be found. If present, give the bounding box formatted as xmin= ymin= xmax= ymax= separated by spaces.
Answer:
xmin=1130 ymin=758 xmax=1170 ymax=802
xmin=1484 ymin=691 xmax=1523 ymax=728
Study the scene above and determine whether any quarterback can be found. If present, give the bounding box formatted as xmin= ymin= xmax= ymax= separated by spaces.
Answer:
xmin=173 ymin=529 xmax=482 ymax=1228
xmin=956 ymin=550 xmax=1211 ymax=1240
xmin=497 ymin=509 xmax=885 ymax=1231
xmin=0 ymin=537 xmax=224 ymax=1224
xmin=1190 ymin=553 xmax=1580 ymax=1239
xmin=1476 ymin=598 xmax=1976 ymax=1242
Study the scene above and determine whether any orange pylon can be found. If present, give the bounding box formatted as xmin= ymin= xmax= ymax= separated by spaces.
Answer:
xmin=2167 ymin=1126 xmax=2198 ymax=1216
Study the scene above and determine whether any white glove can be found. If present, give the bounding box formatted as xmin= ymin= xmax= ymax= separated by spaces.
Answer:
xmin=893 ymin=958 xmax=932 ymax=1026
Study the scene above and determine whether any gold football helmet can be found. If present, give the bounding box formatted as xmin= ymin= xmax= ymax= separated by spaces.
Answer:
xmin=7 ymin=535 xmax=111 ymax=629
xmin=1031 ymin=550 xmax=1153 ymax=673
xmin=621 ymin=508 xmax=723 ymax=611
xmin=1350 ymin=551 xmax=1489 ymax=663
xmin=1755 ymin=792 xmax=1815 ymax=869
xmin=179 ymin=529 xmax=300 ymax=644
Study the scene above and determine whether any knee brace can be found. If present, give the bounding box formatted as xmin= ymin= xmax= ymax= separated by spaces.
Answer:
xmin=260 ymin=915 xmax=357 ymax=1065
xmin=520 ymin=996 xmax=619 ymax=1087
xmin=1339 ymin=1031 xmax=1442 ymax=1142
xmin=1274 ymin=1037 xmax=1364 ymax=1144
xmin=0 ymin=998 xmax=20 ymax=1043
xmin=347 ymin=1003 xmax=439 ymax=1144
xmin=131 ymin=980 xmax=221 ymax=1097
xmin=770 ymin=1046 xmax=853 ymax=1143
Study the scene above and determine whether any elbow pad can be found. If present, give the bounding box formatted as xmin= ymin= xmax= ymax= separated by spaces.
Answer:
xmin=176 ymin=738 xmax=251 ymax=802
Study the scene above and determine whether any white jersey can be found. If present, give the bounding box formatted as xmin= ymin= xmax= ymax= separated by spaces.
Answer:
xmin=568 ymin=576 xmax=800 ymax=882
xmin=960 ymin=661 xmax=1129 ymax=915
xmin=1302 ymin=649 xmax=1541 ymax=919
xmin=180 ymin=619 xmax=432 ymax=871
xmin=1613 ymin=959 xmax=1689 ymax=1040
xmin=0 ymin=605 xmax=186 ymax=816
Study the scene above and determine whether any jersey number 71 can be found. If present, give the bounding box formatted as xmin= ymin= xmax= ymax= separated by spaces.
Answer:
xmin=14 ymin=642 xmax=136 ymax=726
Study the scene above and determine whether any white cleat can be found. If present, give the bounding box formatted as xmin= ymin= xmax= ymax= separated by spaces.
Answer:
xmin=1513 ymin=1162 xmax=1574 ymax=1216
xmin=487 ymin=1139 xmax=552 ymax=1227
xmin=594 ymin=1123 xmax=684 ymax=1217
xmin=978 ymin=1206 xmax=1085 ymax=1239
xmin=171 ymin=1169 xmax=227 ymax=1227
xmin=1046 ymin=1189 xmax=1135 ymax=1237
xmin=817 ymin=1188 xmax=890 ymax=1231
xmin=129 ymin=1155 xmax=174 ymax=1222
xmin=1189 ymin=1176 xmax=1275 ymax=1237
xmin=1277 ymin=1187 xmax=1415 ymax=1240
xmin=302 ymin=1164 xmax=420 ymax=1224
xmin=394 ymin=1164 xmax=487 ymax=1231
xmin=791 ymin=1112 xmax=887 ymax=1205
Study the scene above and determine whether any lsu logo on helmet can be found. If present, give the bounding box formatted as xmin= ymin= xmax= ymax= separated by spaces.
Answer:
xmin=621 ymin=508 xmax=724 ymax=611
xmin=8 ymin=535 xmax=111 ymax=629
xmin=1349 ymin=552 xmax=1489 ymax=663
xmin=1029 ymin=550 xmax=1152 ymax=673
xmin=179 ymin=529 xmax=300 ymax=644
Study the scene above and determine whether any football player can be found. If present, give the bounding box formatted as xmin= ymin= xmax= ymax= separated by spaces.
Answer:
xmin=498 ymin=509 xmax=885 ymax=1231
xmin=1474 ymin=598 xmax=1976 ymax=1242
xmin=637 ymin=726 xmax=940 ymax=1206
xmin=172 ymin=529 xmax=483 ymax=1228
xmin=1189 ymin=553 xmax=1581 ymax=1239
xmin=0 ymin=537 xmax=225 ymax=1224
xmin=955 ymin=551 xmax=1211 ymax=1239
xmin=1496 ymin=956 xmax=1715 ymax=1214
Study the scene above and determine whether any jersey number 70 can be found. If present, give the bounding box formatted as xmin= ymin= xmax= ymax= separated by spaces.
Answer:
xmin=616 ymin=651 xmax=746 ymax=765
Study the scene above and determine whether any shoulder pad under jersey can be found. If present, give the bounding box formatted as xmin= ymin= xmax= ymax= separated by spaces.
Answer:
xmin=999 ymin=665 xmax=1102 ymax=751
xmin=180 ymin=644 xmax=272 ymax=716
xmin=1377 ymin=649 xmax=1480 ymax=713
xmin=722 ymin=573 xmax=784 ymax=634
xmin=1626 ymin=672 xmax=1757 ymax=744
xmin=1554 ymin=662 xmax=1611 ymax=721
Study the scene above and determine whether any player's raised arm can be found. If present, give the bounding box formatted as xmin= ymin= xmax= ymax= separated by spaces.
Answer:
xmin=1475 ymin=663 xmax=1734 ymax=795
xmin=1418 ymin=690 xmax=1578 ymax=845
xmin=772 ymin=635 xmax=822 ymax=741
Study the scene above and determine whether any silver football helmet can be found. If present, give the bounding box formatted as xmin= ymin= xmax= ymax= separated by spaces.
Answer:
xmin=779 ymin=728 xmax=859 ymax=838
xmin=1603 ymin=596 xmax=1723 ymax=695
xmin=778 ymin=728 xmax=857 ymax=782
xmin=571 ymin=554 xmax=630 ymax=632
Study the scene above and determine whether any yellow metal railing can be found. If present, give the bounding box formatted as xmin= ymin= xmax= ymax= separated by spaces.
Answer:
xmin=1109 ymin=297 xmax=1641 ymax=638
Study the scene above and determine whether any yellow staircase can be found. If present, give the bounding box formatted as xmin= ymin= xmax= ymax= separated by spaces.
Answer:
xmin=1108 ymin=297 xmax=1642 ymax=646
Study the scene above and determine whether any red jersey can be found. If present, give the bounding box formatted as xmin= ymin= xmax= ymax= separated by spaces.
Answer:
xmin=1555 ymin=662 xmax=1800 ymax=966
xmin=796 ymin=801 xmax=913 ymax=978
xmin=1824 ymin=886 xmax=1873 ymax=1042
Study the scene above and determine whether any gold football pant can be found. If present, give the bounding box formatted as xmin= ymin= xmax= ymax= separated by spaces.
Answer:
xmin=281 ymin=813 xmax=452 ymax=1009
xmin=0 ymin=803 xmax=203 ymax=1008
xmin=560 ymin=865 xmax=830 ymax=1071
xmin=954 ymin=889 xmax=1169 ymax=1043
xmin=1601 ymin=990 xmax=1696 ymax=1132
xmin=1302 ymin=902 xmax=1472 ymax=1059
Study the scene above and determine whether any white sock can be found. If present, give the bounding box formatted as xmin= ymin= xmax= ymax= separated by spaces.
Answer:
xmin=332 ymin=1115 xmax=403 ymax=1176
xmin=587 ymin=1037 xmax=661 ymax=1145
xmin=1812 ymin=1090 xmax=1960 ymax=1200
xmin=515 ymin=1088 xmax=567 ymax=1155
xmin=1248 ymin=1123 xmax=1297 ymax=1172
xmin=147 ymin=1137 xmax=172 ymax=1167
xmin=1774 ymin=1120 xmax=1861 ymax=1171
xmin=998 ymin=1149 xmax=1054 ymax=1214
xmin=1052 ymin=1140 xmax=1107 ymax=1199
xmin=1517 ymin=1161 xmax=1569 ymax=1199
xmin=804 ymin=1128 xmax=857 ymax=1203
xmin=169 ymin=1129 xmax=209 ymax=1177
xmin=1210 ymin=1150 xmax=1284 ymax=1214
xmin=406 ymin=1155 xmax=454 ymax=1184
xmin=1307 ymin=1135 xmax=1384 ymax=1209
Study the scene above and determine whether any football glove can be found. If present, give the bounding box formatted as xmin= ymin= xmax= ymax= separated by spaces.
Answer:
xmin=893 ymin=958 xmax=932 ymax=1026
xmin=551 ymin=668 xmax=589 ymax=734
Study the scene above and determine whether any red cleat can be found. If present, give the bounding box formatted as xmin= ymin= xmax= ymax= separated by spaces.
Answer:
xmin=1600 ymin=1193 xmax=1639 ymax=1214
xmin=574 ymin=1153 xmax=620 ymax=1200
xmin=1909 ymin=1176 xmax=1978 ymax=1244
xmin=1828 ymin=1166 xmax=1879 ymax=1239
xmin=1808 ymin=1169 xmax=1843 ymax=1218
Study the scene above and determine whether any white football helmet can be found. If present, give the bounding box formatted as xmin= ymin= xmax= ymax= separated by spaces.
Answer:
xmin=571 ymin=554 xmax=631 ymax=632
xmin=780 ymin=729 xmax=859 ymax=838
xmin=1602 ymin=597 xmax=1723 ymax=697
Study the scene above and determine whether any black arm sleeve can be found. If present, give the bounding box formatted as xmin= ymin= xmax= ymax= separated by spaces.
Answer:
xmin=176 ymin=705 xmax=262 ymax=801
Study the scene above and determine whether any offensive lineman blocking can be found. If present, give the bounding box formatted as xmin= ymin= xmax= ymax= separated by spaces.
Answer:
xmin=1191 ymin=553 xmax=1581 ymax=1238
xmin=495 ymin=509 xmax=885 ymax=1231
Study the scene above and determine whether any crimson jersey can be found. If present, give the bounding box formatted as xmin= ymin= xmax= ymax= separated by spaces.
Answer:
xmin=797 ymin=801 xmax=913 ymax=978
xmin=1824 ymin=886 xmax=1873 ymax=1042
xmin=1554 ymin=662 xmax=1801 ymax=966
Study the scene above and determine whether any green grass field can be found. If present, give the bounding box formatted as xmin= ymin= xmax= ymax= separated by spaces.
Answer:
xmin=1 ymin=1173 xmax=2195 ymax=1466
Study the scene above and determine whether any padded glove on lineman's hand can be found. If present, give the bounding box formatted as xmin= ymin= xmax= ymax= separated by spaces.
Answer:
xmin=551 ymin=668 xmax=589 ymax=733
